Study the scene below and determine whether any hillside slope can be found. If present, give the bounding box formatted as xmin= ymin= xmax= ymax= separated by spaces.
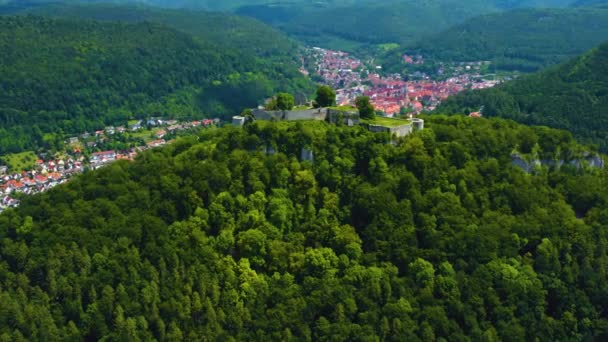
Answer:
xmin=0 ymin=0 xmax=586 ymax=10
xmin=436 ymin=43 xmax=608 ymax=149
xmin=383 ymin=7 xmax=608 ymax=73
xmin=570 ymin=0 xmax=608 ymax=6
xmin=0 ymin=3 xmax=312 ymax=100
xmin=235 ymin=0 xmax=585 ymax=50
xmin=0 ymin=15 xmax=306 ymax=154
xmin=236 ymin=1 xmax=498 ymax=48
xmin=1 ymin=1 xmax=591 ymax=51
xmin=2 ymin=2 xmax=301 ymax=61
xmin=1 ymin=117 xmax=608 ymax=340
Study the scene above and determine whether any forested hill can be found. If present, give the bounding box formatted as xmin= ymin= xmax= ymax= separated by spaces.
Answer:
xmin=235 ymin=0 xmax=587 ymax=50
xmin=1 ymin=117 xmax=608 ymax=339
xmin=4 ymin=3 xmax=313 ymax=104
xmin=2 ymin=1 xmax=595 ymax=53
xmin=1 ymin=2 xmax=302 ymax=62
xmin=235 ymin=1 xmax=498 ymax=48
xmin=0 ymin=0 xmax=393 ymax=11
xmin=383 ymin=7 xmax=608 ymax=73
xmin=0 ymin=0 xmax=589 ymax=10
xmin=437 ymin=43 xmax=608 ymax=150
xmin=0 ymin=15 xmax=310 ymax=155
xmin=571 ymin=0 xmax=608 ymax=6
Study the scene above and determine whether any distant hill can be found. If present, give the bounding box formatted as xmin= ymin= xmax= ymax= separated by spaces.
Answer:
xmin=0 ymin=2 xmax=311 ymax=89
xmin=570 ymin=0 xmax=608 ymax=6
xmin=1 ymin=2 xmax=300 ymax=61
xmin=3 ymin=3 xmax=314 ymax=99
xmin=436 ymin=43 xmax=608 ymax=150
xmin=0 ymin=0 xmax=590 ymax=12
xmin=1 ymin=1 xmax=592 ymax=51
xmin=0 ymin=0 xmax=393 ymax=11
xmin=0 ymin=15 xmax=309 ymax=154
xmin=383 ymin=7 xmax=608 ymax=73
xmin=236 ymin=1 xmax=497 ymax=49
xmin=235 ymin=0 xmax=586 ymax=50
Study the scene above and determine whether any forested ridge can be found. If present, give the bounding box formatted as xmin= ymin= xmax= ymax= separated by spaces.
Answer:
xmin=0 ymin=0 xmax=588 ymax=11
xmin=236 ymin=0 xmax=587 ymax=51
xmin=382 ymin=7 xmax=608 ymax=73
xmin=2 ymin=2 xmax=305 ymax=66
xmin=570 ymin=0 xmax=608 ymax=6
xmin=236 ymin=0 xmax=498 ymax=48
xmin=1 ymin=117 xmax=608 ymax=340
xmin=437 ymin=43 xmax=608 ymax=150
xmin=0 ymin=0 xmax=387 ymax=11
xmin=0 ymin=15 xmax=311 ymax=155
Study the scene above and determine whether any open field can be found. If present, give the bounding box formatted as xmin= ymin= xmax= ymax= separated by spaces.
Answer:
xmin=2 ymin=151 xmax=37 ymax=172
xmin=363 ymin=117 xmax=411 ymax=127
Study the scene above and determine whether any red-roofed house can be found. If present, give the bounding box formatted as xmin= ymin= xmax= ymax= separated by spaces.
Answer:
xmin=147 ymin=139 xmax=166 ymax=148
xmin=22 ymin=178 xmax=36 ymax=187
xmin=35 ymin=175 xmax=48 ymax=185
xmin=48 ymin=173 xmax=62 ymax=181
xmin=91 ymin=151 xmax=116 ymax=164
xmin=6 ymin=180 xmax=24 ymax=190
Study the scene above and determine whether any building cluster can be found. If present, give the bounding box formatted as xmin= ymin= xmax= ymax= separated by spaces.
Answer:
xmin=70 ymin=118 xmax=218 ymax=149
xmin=0 ymin=117 xmax=219 ymax=213
xmin=307 ymin=47 xmax=501 ymax=115
xmin=404 ymin=76 xmax=499 ymax=113
xmin=0 ymin=158 xmax=84 ymax=212
xmin=311 ymin=47 xmax=363 ymax=89
xmin=361 ymin=73 xmax=408 ymax=115
xmin=403 ymin=54 xmax=424 ymax=65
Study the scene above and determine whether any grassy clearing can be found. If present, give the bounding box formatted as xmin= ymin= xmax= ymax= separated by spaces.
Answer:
xmin=363 ymin=117 xmax=411 ymax=127
xmin=377 ymin=43 xmax=400 ymax=52
xmin=2 ymin=151 xmax=38 ymax=172
xmin=328 ymin=106 xmax=357 ymax=112
xmin=128 ymin=128 xmax=163 ymax=143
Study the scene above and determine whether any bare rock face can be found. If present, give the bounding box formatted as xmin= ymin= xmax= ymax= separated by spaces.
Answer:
xmin=511 ymin=152 xmax=604 ymax=173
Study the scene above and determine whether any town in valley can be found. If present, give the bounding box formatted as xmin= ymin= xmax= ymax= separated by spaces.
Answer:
xmin=304 ymin=46 xmax=502 ymax=115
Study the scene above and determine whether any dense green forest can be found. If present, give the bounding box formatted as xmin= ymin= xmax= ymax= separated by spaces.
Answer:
xmin=0 ymin=15 xmax=311 ymax=155
xmin=1 ymin=2 xmax=303 ymax=64
xmin=0 ymin=0 xmax=388 ymax=11
xmin=382 ymin=7 xmax=608 ymax=73
xmin=1 ymin=117 xmax=608 ymax=340
xmin=570 ymin=0 xmax=608 ymax=6
xmin=235 ymin=0 xmax=586 ymax=51
xmin=437 ymin=43 xmax=608 ymax=150
xmin=0 ymin=0 xmax=588 ymax=10
xmin=5 ymin=3 xmax=313 ymax=109
xmin=4 ymin=1 xmax=599 ymax=56
xmin=236 ymin=1 xmax=497 ymax=49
